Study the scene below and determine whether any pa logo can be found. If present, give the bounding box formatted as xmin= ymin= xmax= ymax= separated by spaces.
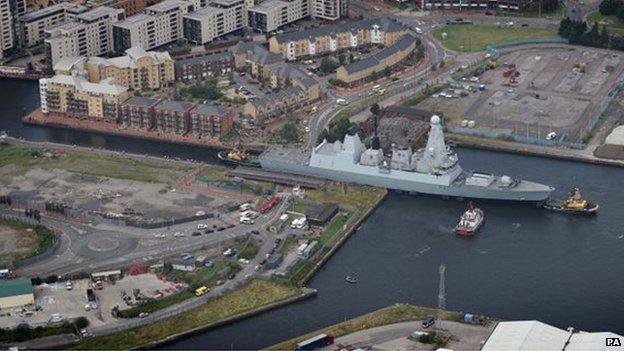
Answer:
xmin=606 ymin=337 xmax=622 ymax=347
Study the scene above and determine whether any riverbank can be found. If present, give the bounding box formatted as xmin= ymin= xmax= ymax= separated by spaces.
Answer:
xmin=72 ymin=280 xmax=315 ymax=350
xmin=23 ymin=108 xmax=267 ymax=152
xmin=447 ymin=133 xmax=624 ymax=168
xmin=267 ymin=303 xmax=491 ymax=350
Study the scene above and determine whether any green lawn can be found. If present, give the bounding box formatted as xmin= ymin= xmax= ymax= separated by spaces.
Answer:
xmin=319 ymin=212 xmax=350 ymax=245
xmin=587 ymin=11 xmax=624 ymax=37
xmin=74 ymin=280 xmax=303 ymax=350
xmin=433 ymin=24 xmax=558 ymax=52
xmin=0 ymin=145 xmax=192 ymax=185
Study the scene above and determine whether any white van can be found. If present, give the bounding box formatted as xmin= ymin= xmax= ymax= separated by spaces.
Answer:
xmin=239 ymin=203 xmax=252 ymax=212
xmin=336 ymin=98 xmax=348 ymax=106
xmin=240 ymin=217 xmax=254 ymax=225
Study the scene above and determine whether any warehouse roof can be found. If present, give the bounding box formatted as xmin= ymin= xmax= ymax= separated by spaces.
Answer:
xmin=272 ymin=18 xmax=406 ymax=44
xmin=0 ymin=278 xmax=33 ymax=298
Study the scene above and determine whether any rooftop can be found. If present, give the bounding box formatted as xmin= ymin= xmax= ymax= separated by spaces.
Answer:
xmin=156 ymin=100 xmax=195 ymax=112
xmin=89 ymin=46 xmax=172 ymax=69
xmin=229 ymin=42 xmax=282 ymax=65
xmin=114 ymin=14 xmax=153 ymax=29
xmin=123 ymin=96 xmax=160 ymax=107
xmin=248 ymin=0 xmax=286 ymax=12
xmin=20 ymin=3 xmax=77 ymax=23
xmin=341 ymin=34 xmax=415 ymax=74
xmin=147 ymin=0 xmax=190 ymax=13
xmin=174 ymin=52 xmax=233 ymax=67
xmin=272 ymin=18 xmax=407 ymax=44
xmin=75 ymin=6 xmax=120 ymax=22
xmin=48 ymin=74 xmax=129 ymax=95
xmin=192 ymin=103 xmax=227 ymax=116
xmin=53 ymin=56 xmax=85 ymax=73
xmin=271 ymin=63 xmax=318 ymax=89
xmin=184 ymin=6 xmax=225 ymax=20
xmin=0 ymin=278 xmax=33 ymax=298
xmin=250 ymin=86 xmax=303 ymax=109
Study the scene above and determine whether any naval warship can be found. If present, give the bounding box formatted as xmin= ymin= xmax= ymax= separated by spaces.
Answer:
xmin=259 ymin=115 xmax=554 ymax=201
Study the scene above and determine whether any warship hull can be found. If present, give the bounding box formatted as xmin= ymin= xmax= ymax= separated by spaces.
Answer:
xmin=259 ymin=156 xmax=551 ymax=201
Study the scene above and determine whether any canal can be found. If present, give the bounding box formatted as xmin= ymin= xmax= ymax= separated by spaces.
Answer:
xmin=2 ymin=80 xmax=624 ymax=349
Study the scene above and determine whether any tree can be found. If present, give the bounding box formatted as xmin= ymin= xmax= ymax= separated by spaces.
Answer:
xmin=370 ymin=70 xmax=380 ymax=81
xmin=558 ymin=17 xmax=572 ymax=37
xmin=416 ymin=45 xmax=425 ymax=61
xmin=338 ymin=54 xmax=347 ymax=65
xmin=319 ymin=57 xmax=340 ymax=74
xmin=600 ymin=0 xmax=621 ymax=15
xmin=370 ymin=103 xmax=381 ymax=117
xmin=383 ymin=66 xmax=392 ymax=77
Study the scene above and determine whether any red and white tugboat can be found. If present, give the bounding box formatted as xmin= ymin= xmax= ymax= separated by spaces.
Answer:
xmin=455 ymin=202 xmax=484 ymax=236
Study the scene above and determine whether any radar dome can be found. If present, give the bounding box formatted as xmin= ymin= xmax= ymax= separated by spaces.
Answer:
xmin=431 ymin=115 xmax=441 ymax=125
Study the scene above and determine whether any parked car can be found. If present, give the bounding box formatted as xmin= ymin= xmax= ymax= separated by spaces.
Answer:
xmin=139 ymin=312 xmax=149 ymax=318
xmin=422 ymin=316 xmax=435 ymax=328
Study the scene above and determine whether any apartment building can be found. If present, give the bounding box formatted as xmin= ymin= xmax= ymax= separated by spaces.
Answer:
xmin=174 ymin=51 xmax=234 ymax=80
xmin=44 ymin=6 xmax=125 ymax=69
xmin=243 ymin=86 xmax=306 ymax=118
xmin=84 ymin=46 xmax=174 ymax=90
xmin=88 ymin=0 xmax=148 ymax=16
xmin=189 ymin=103 xmax=234 ymax=138
xmin=119 ymin=95 xmax=159 ymax=128
xmin=311 ymin=0 xmax=347 ymax=20
xmin=268 ymin=18 xmax=407 ymax=61
xmin=336 ymin=33 xmax=415 ymax=86
xmin=39 ymin=74 xmax=131 ymax=121
xmin=18 ymin=3 xmax=89 ymax=48
xmin=248 ymin=0 xmax=309 ymax=33
xmin=113 ymin=0 xmax=195 ymax=52
xmin=420 ymin=0 xmax=555 ymax=12
xmin=269 ymin=63 xmax=320 ymax=100
xmin=228 ymin=41 xmax=282 ymax=77
xmin=0 ymin=0 xmax=27 ymax=60
xmin=183 ymin=0 xmax=246 ymax=44
xmin=153 ymin=99 xmax=194 ymax=133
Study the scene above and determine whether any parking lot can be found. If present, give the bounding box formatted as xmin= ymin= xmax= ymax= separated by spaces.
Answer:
xmin=0 ymin=274 xmax=182 ymax=329
xmin=417 ymin=46 xmax=624 ymax=142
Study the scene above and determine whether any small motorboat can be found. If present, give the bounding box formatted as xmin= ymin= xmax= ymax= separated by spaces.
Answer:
xmin=542 ymin=187 xmax=598 ymax=215
xmin=345 ymin=275 xmax=358 ymax=284
xmin=455 ymin=202 xmax=484 ymax=236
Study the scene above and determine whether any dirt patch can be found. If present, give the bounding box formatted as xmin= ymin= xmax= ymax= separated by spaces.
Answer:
xmin=0 ymin=224 xmax=37 ymax=266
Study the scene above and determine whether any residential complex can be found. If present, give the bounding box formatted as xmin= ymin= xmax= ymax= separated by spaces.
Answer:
xmin=268 ymin=18 xmax=408 ymax=61
xmin=44 ymin=6 xmax=125 ymax=69
xmin=113 ymin=0 xmax=195 ymax=53
xmin=248 ymin=0 xmax=309 ymax=33
xmin=39 ymin=74 xmax=131 ymax=121
xmin=87 ymin=0 xmax=149 ymax=16
xmin=336 ymin=33 xmax=416 ymax=86
xmin=420 ymin=0 xmax=557 ymax=12
xmin=18 ymin=3 xmax=89 ymax=48
xmin=229 ymin=41 xmax=282 ymax=77
xmin=0 ymin=0 xmax=26 ymax=60
xmin=174 ymin=51 xmax=235 ymax=80
xmin=183 ymin=0 xmax=247 ymax=44
xmin=118 ymin=96 xmax=234 ymax=138
xmin=243 ymin=86 xmax=307 ymax=118
xmin=311 ymin=0 xmax=347 ymax=20
xmin=84 ymin=46 xmax=175 ymax=90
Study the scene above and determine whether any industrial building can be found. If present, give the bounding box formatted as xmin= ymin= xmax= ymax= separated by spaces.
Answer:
xmin=268 ymin=18 xmax=408 ymax=61
xmin=0 ymin=278 xmax=34 ymax=309
xmin=305 ymin=202 xmax=338 ymax=226
xmin=482 ymin=321 xmax=623 ymax=351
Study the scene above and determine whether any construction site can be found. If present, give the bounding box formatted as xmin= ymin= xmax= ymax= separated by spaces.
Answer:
xmin=417 ymin=46 xmax=624 ymax=144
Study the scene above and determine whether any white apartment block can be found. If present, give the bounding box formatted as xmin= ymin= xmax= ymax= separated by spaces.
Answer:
xmin=18 ymin=3 xmax=89 ymax=48
xmin=44 ymin=7 xmax=124 ymax=69
xmin=311 ymin=0 xmax=346 ymax=20
xmin=0 ymin=0 xmax=26 ymax=60
xmin=183 ymin=0 xmax=246 ymax=44
xmin=113 ymin=0 xmax=195 ymax=52
xmin=247 ymin=0 xmax=309 ymax=33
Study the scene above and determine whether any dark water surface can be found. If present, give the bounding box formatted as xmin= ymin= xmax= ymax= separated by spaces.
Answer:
xmin=1 ymin=80 xmax=623 ymax=350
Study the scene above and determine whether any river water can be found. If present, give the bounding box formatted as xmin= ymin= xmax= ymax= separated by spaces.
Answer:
xmin=2 ymin=80 xmax=624 ymax=349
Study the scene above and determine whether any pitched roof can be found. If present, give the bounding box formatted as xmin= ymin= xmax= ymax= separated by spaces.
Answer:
xmin=0 ymin=278 xmax=33 ymax=298
xmin=174 ymin=52 xmax=233 ymax=67
xmin=228 ymin=42 xmax=282 ymax=65
xmin=192 ymin=104 xmax=227 ymax=115
xmin=271 ymin=64 xmax=318 ymax=88
xmin=272 ymin=18 xmax=407 ymax=44
xmin=124 ymin=96 xmax=160 ymax=107
xmin=341 ymin=34 xmax=415 ymax=75
xmin=155 ymin=100 xmax=195 ymax=112
xmin=251 ymin=86 xmax=303 ymax=108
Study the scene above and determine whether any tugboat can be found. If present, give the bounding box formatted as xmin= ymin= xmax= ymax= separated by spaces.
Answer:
xmin=345 ymin=275 xmax=358 ymax=284
xmin=217 ymin=148 xmax=260 ymax=168
xmin=455 ymin=202 xmax=484 ymax=236
xmin=542 ymin=187 xmax=599 ymax=214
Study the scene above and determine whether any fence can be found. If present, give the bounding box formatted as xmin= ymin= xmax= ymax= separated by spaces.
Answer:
xmin=0 ymin=212 xmax=61 ymax=268
xmin=447 ymin=127 xmax=567 ymax=147
xmin=486 ymin=37 xmax=568 ymax=52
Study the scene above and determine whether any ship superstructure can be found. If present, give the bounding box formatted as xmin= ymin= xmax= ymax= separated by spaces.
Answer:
xmin=260 ymin=116 xmax=554 ymax=201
